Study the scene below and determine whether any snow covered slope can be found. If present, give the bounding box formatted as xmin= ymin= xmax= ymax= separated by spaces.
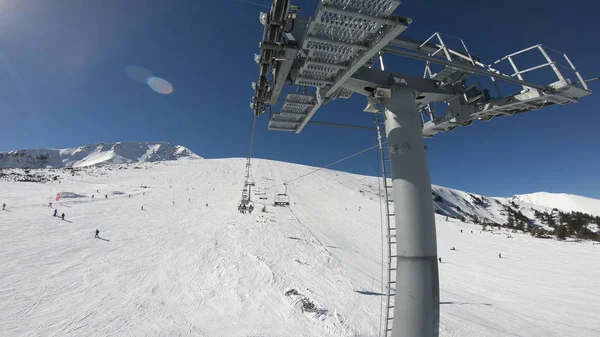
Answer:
xmin=0 ymin=142 xmax=201 ymax=169
xmin=0 ymin=159 xmax=599 ymax=336
xmin=514 ymin=192 xmax=600 ymax=216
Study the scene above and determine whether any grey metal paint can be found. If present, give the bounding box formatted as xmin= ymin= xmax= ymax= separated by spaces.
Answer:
xmin=383 ymin=87 xmax=439 ymax=337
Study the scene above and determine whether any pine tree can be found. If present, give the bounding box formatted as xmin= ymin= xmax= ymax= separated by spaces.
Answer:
xmin=555 ymin=225 xmax=567 ymax=240
xmin=507 ymin=214 xmax=515 ymax=228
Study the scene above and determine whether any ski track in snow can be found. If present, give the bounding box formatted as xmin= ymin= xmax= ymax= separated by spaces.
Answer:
xmin=0 ymin=158 xmax=599 ymax=336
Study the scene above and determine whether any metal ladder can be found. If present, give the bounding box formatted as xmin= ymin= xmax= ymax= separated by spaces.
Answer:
xmin=375 ymin=112 xmax=397 ymax=337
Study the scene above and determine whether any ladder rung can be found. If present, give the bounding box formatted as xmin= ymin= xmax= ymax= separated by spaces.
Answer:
xmin=389 ymin=255 xmax=399 ymax=258
xmin=390 ymin=268 xmax=397 ymax=271
xmin=389 ymin=281 xmax=396 ymax=283
xmin=386 ymin=234 xmax=396 ymax=238
xmin=387 ymin=213 xmax=395 ymax=217
xmin=388 ymin=305 xmax=395 ymax=308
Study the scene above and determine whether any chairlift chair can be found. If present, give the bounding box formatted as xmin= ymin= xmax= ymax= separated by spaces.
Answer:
xmin=274 ymin=183 xmax=290 ymax=206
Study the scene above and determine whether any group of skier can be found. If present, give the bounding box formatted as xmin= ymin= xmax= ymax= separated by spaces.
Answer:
xmin=439 ymin=229 xmax=503 ymax=263
xmin=238 ymin=203 xmax=254 ymax=214
xmin=52 ymin=208 xmax=65 ymax=220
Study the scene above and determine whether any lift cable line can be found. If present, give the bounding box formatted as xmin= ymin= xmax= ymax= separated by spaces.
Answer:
xmin=307 ymin=120 xmax=377 ymax=131
xmin=249 ymin=1 xmax=594 ymax=335
xmin=282 ymin=142 xmax=383 ymax=187
xmin=241 ymin=115 xmax=259 ymax=206
xmin=234 ymin=0 xmax=270 ymax=9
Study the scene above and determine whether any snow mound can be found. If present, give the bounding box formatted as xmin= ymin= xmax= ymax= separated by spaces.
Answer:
xmin=57 ymin=192 xmax=86 ymax=199
xmin=0 ymin=142 xmax=201 ymax=169
xmin=515 ymin=192 xmax=600 ymax=216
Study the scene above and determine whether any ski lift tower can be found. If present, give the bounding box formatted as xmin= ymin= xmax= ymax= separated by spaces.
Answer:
xmin=250 ymin=1 xmax=592 ymax=336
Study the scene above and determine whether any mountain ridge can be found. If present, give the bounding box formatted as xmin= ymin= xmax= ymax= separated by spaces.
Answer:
xmin=0 ymin=142 xmax=201 ymax=169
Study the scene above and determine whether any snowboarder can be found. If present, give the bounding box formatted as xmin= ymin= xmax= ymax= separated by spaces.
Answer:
xmin=2 ymin=203 xmax=5 ymax=210
xmin=105 ymin=194 xmax=108 ymax=199
xmin=54 ymin=209 xmax=58 ymax=217
xmin=141 ymin=205 xmax=144 ymax=210
xmin=460 ymin=229 xmax=463 ymax=233
xmin=61 ymin=213 xmax=65 ymax=220
xmin=450 ymin=247 xmax=456 ymax=251
xmin=95 ymin=229 xmax=100 ymax=238
xmin=438 ymin=257 xmax=442 ymax=263
xmin=499 ymin=253 xmax=502 ymax=258
xmin=48 ymin=202 xmax=52 ymax=208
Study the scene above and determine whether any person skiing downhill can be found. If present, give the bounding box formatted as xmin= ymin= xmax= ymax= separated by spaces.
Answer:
xmin=2 ymin=203 xmax=5 ymax=210
xmin=48 ymin=202 xmax=52 ymax=208
xmin=61 ymin=213 xmax=65 ymax=220
xmin=95 ymin=229 xmax=100 ymax=238
xmin=53 ymin=209 xmax=58 ymax=217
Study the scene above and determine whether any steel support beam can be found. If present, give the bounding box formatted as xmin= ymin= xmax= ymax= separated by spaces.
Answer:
xmin=382 ymin=86 xmax=439 ymax=337
xmin=324 ymin=18 xmax=410 ymax=98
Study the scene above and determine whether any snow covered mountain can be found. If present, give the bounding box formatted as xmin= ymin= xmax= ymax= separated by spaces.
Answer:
xmin=0 ymin=142 xmax=201 ymax=169
xmin=514 ymin=192 xmax=600 ymax=217
xmin=1 ymin=158 xmax=598 ymax=336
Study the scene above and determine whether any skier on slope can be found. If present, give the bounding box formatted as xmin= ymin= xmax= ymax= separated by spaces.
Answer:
xmin=249 ymin=204 xmax=254 ymax=214
xmin=53 ymin=209 xmax=58 ymax=217
xmin=48 ymin=202 xmax=52 ymax=208
xmin=2 ymin=203 xmax=5 ymax=210
xmin=95 ymin=229 xmax=100 ymax=238
xmin=61 ymin=213 xmax=65 ymax=220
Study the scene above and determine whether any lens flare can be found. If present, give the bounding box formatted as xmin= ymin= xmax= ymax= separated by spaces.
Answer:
xmin=147 ymin=77 xmax=174 ymax=95
xmin=125 ymin=65 xmax=152 ymax=83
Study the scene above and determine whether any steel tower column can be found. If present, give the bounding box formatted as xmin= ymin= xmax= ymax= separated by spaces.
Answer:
xmin=382 ymin=86 xmax=439 ymax=337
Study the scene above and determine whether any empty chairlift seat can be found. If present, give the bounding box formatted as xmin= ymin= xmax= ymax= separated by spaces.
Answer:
xmin=274 ymin=193 xmax=290 ymax=206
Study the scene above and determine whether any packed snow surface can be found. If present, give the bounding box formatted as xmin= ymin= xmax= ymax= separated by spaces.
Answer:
xmin=0 ymin=142 xmax=201 ymax=169
xmin=1 ymin=158 xmax=599 ymax=336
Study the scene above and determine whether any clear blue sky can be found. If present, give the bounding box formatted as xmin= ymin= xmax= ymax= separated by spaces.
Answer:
xmin=0 ymin=0 xmax=598 ymax=198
